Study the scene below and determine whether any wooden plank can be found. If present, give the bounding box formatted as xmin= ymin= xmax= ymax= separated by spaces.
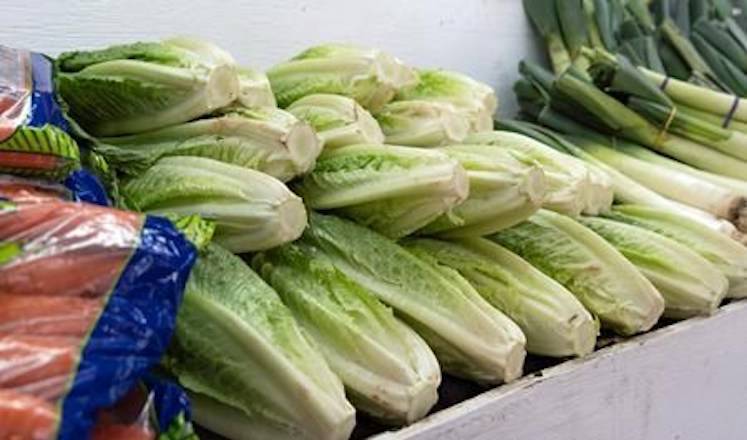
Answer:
xmin=374 ymin=301 xmax=747 ymax=440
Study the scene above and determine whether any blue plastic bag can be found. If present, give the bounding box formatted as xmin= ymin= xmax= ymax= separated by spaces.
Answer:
xmin=0 ymin=177 xmax=197 ymax=439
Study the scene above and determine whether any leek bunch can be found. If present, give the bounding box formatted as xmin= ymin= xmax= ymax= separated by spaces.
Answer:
xmin=513 ymin=54 xmax=747 ymax=234
xmin=496 ymin=119 xmax=743 ymax=238
xmin=524 ymin=0 xmax=747 ymax=95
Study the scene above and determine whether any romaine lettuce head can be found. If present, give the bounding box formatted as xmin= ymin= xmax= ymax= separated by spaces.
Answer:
xmin=403 ymin=237 xmax=597 ymax=357
xmin=374 ymin=100 xmax=471 ymax=147
xmin=96 ymin=106 xmax=321 ymax=181
xmin=465 ymin=130 xmax=605 ymax=217
xmin=167 ymin=243 xmax=355 ymax=440
xmin=268 ymin=44 xmax=417 ymax=111
xmin=419 ymin=144 xmax=546 ymax=237
xmin=237 ymin=67 xmax=277 ymax=108
xmin=56 ymin=37 xmax=239 ymax=136
xmin=252 ymin=242 xmax=440 ymax=424
xmin=294 ymin=144 xmax=468 ymax=238
xmin=163 ymin=213 xmax=216 ymax=251
xmin=604 ymin=204 xmax=747 ymax=298
xmin=287 ymin=94 xmax=385 ymax=149
xmin=123 ymin=156 xmax=306 ymax=252
xmin=489 ymin=210 xmax=665 ymax=336
xmin=396 ymin=69 xmax=498 ymax=132
xmin=489 ymin=121 xmax=616 ymax=215
xmin=582 ymin=161 xmax=615 ymax=215
xmin=579 ymin=217 xmax=728 ymax=319
xmin=302 ymin=213 xmax=527 ymax=384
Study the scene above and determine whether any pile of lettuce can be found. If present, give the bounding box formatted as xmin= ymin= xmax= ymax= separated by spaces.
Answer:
xmin=43 ymin=36 xmax=747 ymax=440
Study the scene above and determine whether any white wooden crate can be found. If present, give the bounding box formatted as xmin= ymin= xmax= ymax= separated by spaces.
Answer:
xmin=372 ymin=301 xmax=747 ymax=440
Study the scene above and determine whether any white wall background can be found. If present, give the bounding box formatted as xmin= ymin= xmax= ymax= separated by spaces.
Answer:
xmin=2 ymin=0 xmax=542 ymax=116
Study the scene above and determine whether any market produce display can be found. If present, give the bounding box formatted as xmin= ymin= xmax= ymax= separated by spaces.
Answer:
xmin=5 ymin=2 xmax=747 ymax=436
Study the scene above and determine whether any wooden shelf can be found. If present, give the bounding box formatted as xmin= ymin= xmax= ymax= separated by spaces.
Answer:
xmin=371 ymin=300 xmax=747 ymax=440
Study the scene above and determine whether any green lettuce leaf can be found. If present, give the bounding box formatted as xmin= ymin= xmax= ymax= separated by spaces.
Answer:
xmin=253 ymin=242 xmax=440 ymax=424
xmin=403 ymin=237 xmax=598 ymax=357
xmin=395 ymin=69 xmax=498 ymax=132
xmin=302 ymin=213 xmax=527 ymax=384
xmin=57 ymin=37 xmax=239 ymax=136
xmin=375 ymin=100 xmax=470 ymax=147
xmin=287 ymin=93 xmax=385 ymax=149
xmin=294 ymin=144 xmax=468 ymax=238
xmin=96 ymin=106 xmax=321 ymax=181
xmin=268 ymin=44 xmax=417 ymax=111
xmin=579 ymin=216 xmax=728 ymax=318
xmin=123 ymin=156 xmax=306 ymax=252
xmin=490 ymin=210 xmax=665 ymax=336
xmin=465 ymin=130 xmax=609 ymax=216
xmin=166 ymin=243 xmax=355 ymax=440
xmin=419 ymin=144 xmax=546 ymax=237
xmin=604 ymin=204 xmax=747 ymax=299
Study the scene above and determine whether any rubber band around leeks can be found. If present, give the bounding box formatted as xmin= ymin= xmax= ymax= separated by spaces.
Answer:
xmin=654 ymin=107 xmax=677 ymax=148
xmin=659 ymin=76 xmax=671 ymax=92
xmin=723 ymin=96 xmax=741 ymax=129
xmin=659 ymin=74 xmax=741 ymax=130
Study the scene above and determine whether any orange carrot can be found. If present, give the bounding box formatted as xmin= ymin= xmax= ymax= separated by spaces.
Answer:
xmin=0 ymin=180 xmax=65 ymax=203
xmin=11 ymin=373 xmax=72 ymax=403
xmin=0 ymin=152 xmax=65 ymax=172
xmin=91 ymin=423 xmax=155 ymax=440
xmin=0 ymin=202 xmax=68 ymax=240
xmin=92 ymin=385 xmax=156 ymax=440
xmin=0 ymin=389 xmax=59 ymax=440
xmin=0 ymin=200 xmax=141 ymax=243
xmin=0 ymin=249 xmax=132 ymax=298
xmin=0 ymin=295 xmax=102 ymax=337
xmin=96 ymin=385 xmax=150 ymax=425
xmin=0 ymin=96 xmax=18 ymax=113
xmin=0 ymin=335 xmax=78 ymax=392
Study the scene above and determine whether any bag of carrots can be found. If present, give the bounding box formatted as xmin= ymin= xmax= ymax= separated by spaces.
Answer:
xmin=0 ymin=45 xmax=79 ymax=179
xmin=0 ymin=45 xmax=112 ymax=207
xmin=0 ymin=176 xmax=198 ymax=439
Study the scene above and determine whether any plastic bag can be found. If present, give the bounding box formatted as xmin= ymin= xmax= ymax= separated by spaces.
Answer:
xmin=0 ymin=45 xmax=78 ymax=178
xmin=0 ymin=176 xmax=197 ymax=439
xmin=91 ymin=376 xmax=198 ymax=440
xmin=0 ymin=45 xmax=110 ymax=206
